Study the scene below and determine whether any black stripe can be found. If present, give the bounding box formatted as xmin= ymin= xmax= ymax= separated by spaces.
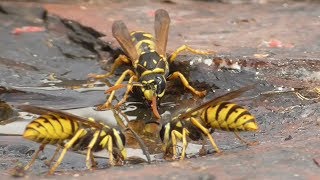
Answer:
xmin=234 ymin=111 xmax=251 ymax=124
xmin=32 ymin=121 xmax=43 ymax=128
xmin=34 ymin=119 xmax=53 ymax=141
xmin=242 ymin=118 xmax=255 ymax=125
xmin=25 ymin=127 xmax=44 ymax=142
xmin=41 ymin=116 xmax=56 ymax=134
xmin=235 ymin=118 xmax=255 ymax=131
xmin=70 ymin=118 xmax=76 ymax=134
xmin=215 ymin=102 xmax=229 ymax=121
xmin=26 ymin=127 xmax=41 ymax=134
xmin=225 ymin=104 xmax=242 ymax=123
xmin=48 ymin=114 xmax=64 ymax=133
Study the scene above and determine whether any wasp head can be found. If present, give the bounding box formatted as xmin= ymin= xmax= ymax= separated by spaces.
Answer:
xmin=140 ymin=74 xmax=166 ymax=102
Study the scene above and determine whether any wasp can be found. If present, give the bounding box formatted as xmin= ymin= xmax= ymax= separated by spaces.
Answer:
xmin=17 ymin=105 xmax=142 ymax=175
xmin=89 ymin=9 xmax=212 ymax=118
xmin=159 ymin=85 xmax=259 ymax=159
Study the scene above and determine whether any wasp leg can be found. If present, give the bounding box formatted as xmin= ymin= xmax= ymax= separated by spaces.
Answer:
xmin=97 ymin=69 xmax=136 ymax=110
xmin=114 ymin=74 xmax=138 ymax=108
xmin=24 ymin=144 xmax=46 ymax=171
xmin=90 ymin=153 xmax=97 ymax=168
xmin=86 ymin=130 xmax=101 ymax=170
xmin=180 ymin=128 xmax=189 ymax=160
xmin=105 ymin=135 xmax=115 ymax=166
xmin=233 ymin=132 xmax=259 ymax=146
xmin=168 ymin=71 xmax=206 ymax=97
xmin=48 ymin=129 xmax=86 ymax=175
xmin=45 ymin=146 xmax=61 ymax=167
xmin=169 ymin=45 xmax=214 ymax=64
xmin=190 ymin=117 xmax=221 ymax=154
xmin=170 ymin=128 xmax=189 ymax=160
xmin=171 ymin=130 xmax=182 ymax=159
xmin=88 ymin=55 xmax=131 ymax=79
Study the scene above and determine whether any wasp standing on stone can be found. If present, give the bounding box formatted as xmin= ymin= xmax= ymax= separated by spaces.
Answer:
xmin=89 ymin=9 xmax=212 ymax=118
xmin=160 ymin=85 xmax=259 ymax=160
xmin=16 ymin=105 xmax=148 ymax=175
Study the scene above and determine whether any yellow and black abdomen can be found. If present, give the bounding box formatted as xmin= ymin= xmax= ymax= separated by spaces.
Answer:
xmin=201 ymin=102 xmax=259 ymax=131
xmin=23 ymin=114 xmax=81 ymax=145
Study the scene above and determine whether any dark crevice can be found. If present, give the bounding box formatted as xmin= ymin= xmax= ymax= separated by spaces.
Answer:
xmin=0 ymin=5 xmax=8 ymax=14
xmin=60 ymin=18 xmax=118 ymax=60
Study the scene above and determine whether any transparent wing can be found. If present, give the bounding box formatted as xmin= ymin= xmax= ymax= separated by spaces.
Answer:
xmin=112 ymin=20 xmax=139 ymax=62
xmin=179 ymin=84 xmax=256 ymax=120
xmin=154 ymin=9 xmax=170 ymax=57
xmin=16 ymin=105 xmax=103 ymax=129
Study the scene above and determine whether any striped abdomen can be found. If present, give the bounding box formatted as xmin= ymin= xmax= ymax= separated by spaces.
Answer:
xmin=200 ymin=102 xmax=259 ymax=131
xmin=131 ymin=31 xmax=156 ymax=55
xmin=23 ymin=114 xmax=82 ymax=145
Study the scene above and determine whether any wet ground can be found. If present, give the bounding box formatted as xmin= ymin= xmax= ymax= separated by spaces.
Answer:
xmin=0 ymin=0 xmax=320 ymax=179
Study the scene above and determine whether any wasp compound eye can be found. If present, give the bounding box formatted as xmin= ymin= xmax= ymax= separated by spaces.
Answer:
xmin=155 ymin=75 xmax=166 ymax=96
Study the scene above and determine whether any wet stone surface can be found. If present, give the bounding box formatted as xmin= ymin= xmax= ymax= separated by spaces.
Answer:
xmin=0 ymin=0 xmax=320 ymax=179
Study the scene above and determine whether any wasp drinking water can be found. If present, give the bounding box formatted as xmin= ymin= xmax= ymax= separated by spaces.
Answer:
xmin=17 ymin=105 xmax=132 ymax=175
xmin=159 ymin=85 xmax=259 ymax=159
xmin=89 ymin=9 xmax=212 ymax=118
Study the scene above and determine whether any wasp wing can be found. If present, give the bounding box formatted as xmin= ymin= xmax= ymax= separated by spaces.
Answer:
xmin=16 ymin=105 xmax=103 ymax=129
xmin=112 ymin=20 xmax=139 ymax=62
xmin=179 ymin=85 xmax=255 ymax=120
xmin=154 ymin=9 xmax=170 ymax=57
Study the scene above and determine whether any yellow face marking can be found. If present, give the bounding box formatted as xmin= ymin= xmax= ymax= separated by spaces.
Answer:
xmin=143 ymin=90 xmax=154 ymax=101
xmin=143 ymin=61 xmax=147 ymax=67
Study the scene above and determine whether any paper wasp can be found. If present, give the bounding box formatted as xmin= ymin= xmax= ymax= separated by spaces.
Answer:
xmin=17 ymin=105 xmax=149 ymax=175
xmin=159 ymin=85 xmax=259 ymax=159
xmin=89 ymin=9 xmax=212 ymax=118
